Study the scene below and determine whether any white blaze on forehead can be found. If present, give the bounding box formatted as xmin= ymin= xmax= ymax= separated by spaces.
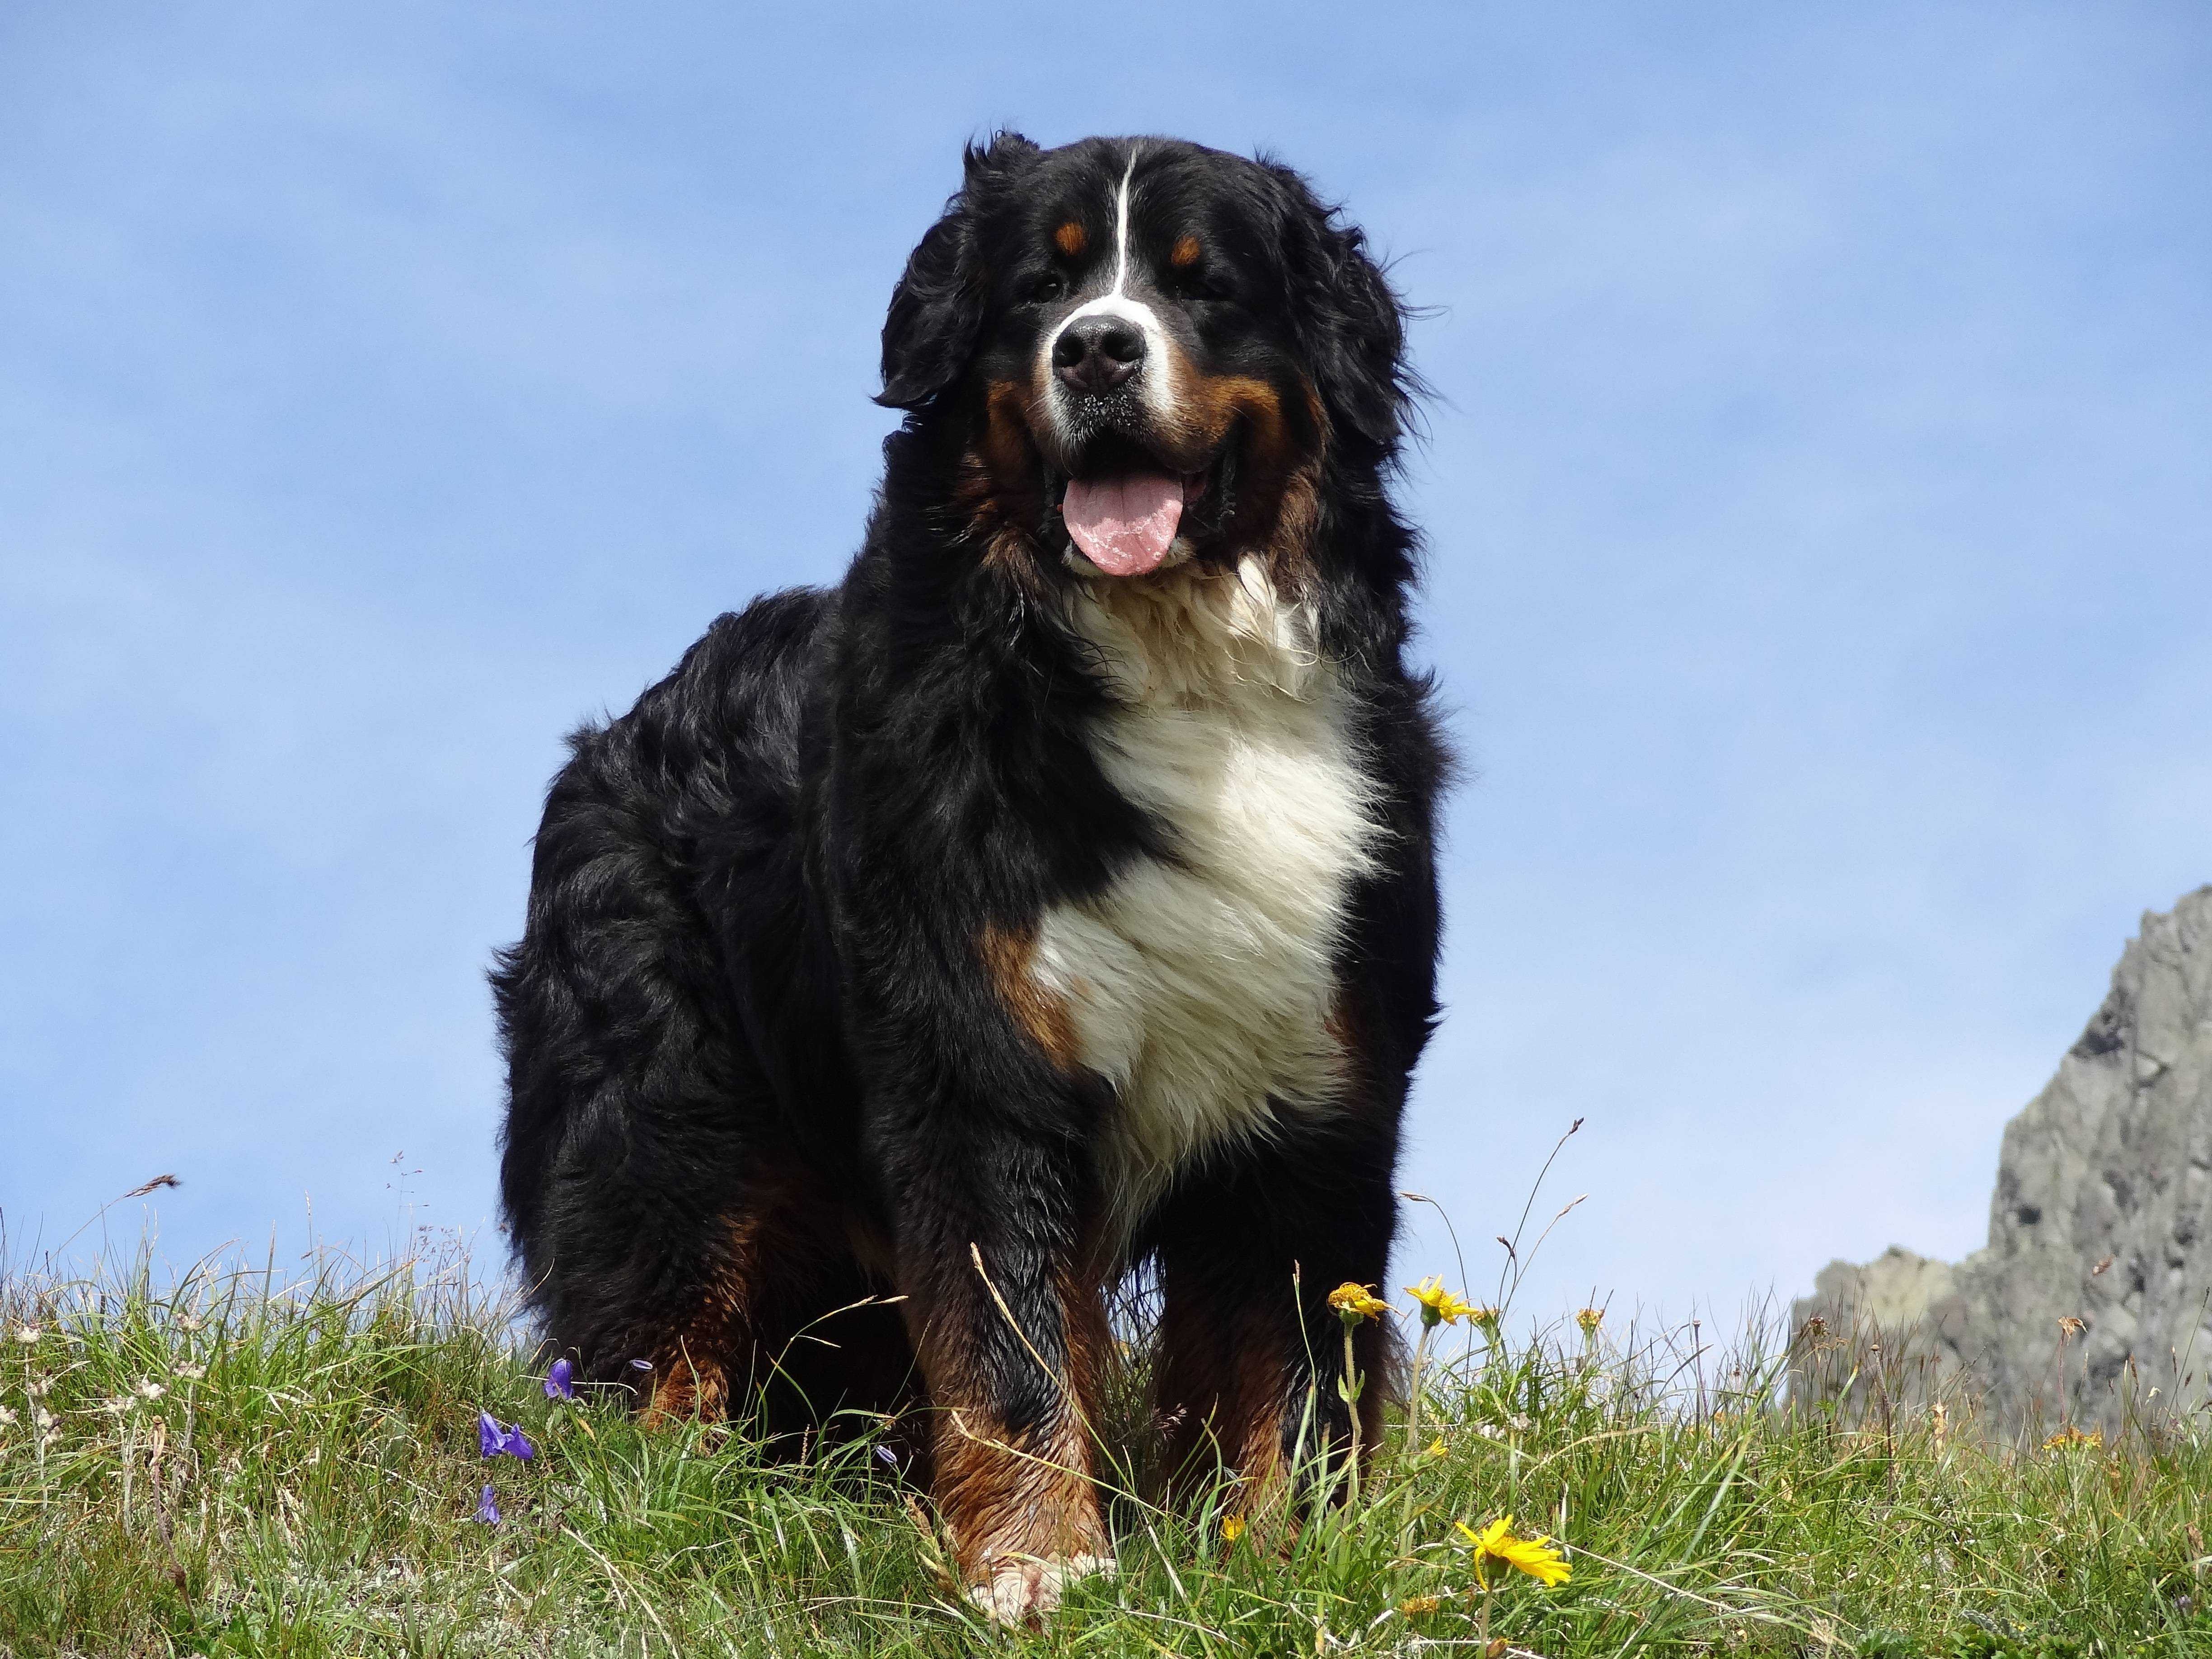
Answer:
xmin=1043 ymin=145 xmax=1177 ymax=421
xmin=1108 ymin=145 xmax=1138 ymax=296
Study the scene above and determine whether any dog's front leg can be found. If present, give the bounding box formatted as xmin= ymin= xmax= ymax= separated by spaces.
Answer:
xmin=855 ymin=936 xmax=1116 ymax=1622
xmin=1148 ymin=1116 xmax=1401 ymax=1526
xmin=879 ymin=1116 xmax=1114 ymax=1621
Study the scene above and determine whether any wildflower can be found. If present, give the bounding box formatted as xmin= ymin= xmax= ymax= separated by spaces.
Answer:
xmin=2057 ymin=1316 xmax=2086 ymax=1339
xmin=1399 ymin=1594 xmax=1442 ymax=1616
xmin=475 ymin=1484 xmax=501 ymax=1525
xmin=1327 ymin=1283 xmax=1388 ymax=1323
xmin=1468 ymin=1305 xmax=1502 ymax=1334
xmin=1575 ymin=1307 xmax=1603 ymax=1338
xmin=1325 ymin=1284 xmax=1385 ymax=1490
xmin=11 ymin=1326 xmax=38 ymax=1345
xmin=1401 ymin=1277 xmax=1479 ymax=1451
xmin=175 ymin=1313 xmax=202 ymax=1333
xmin=1456 ymin=1516 xmax=1571 ymax=1588
xmin=874 ymin=1443 xmax=899 ymax=1468
xmin=544 ymin=1358 xmax=575 ymax=1401
xmin=173 ymin=1363 xmax=206 ymax=1382
xmin=478 ymin=1412 xmax=534 ymax=1460
xmin=2043 ymin=1426 xmax=2102 ymax=1451
xmin=1426 ymin=1437 xmax=1448 ymax=1457
xmin=1222 ymin=1515 xmax=1246 ymax=1543
xmin=628 ymin=1358 xmax=654 ymax=1371
xmin=133 ymin=1379 xmax=166 ymax=1401
xmin=32 ymin=1407 xmax=53 ymax=1433
xmin=1404 ymin=1276 xmax=1479 ymax=1328
xmin=0 ymin=1404 xmax=14 ymax=1426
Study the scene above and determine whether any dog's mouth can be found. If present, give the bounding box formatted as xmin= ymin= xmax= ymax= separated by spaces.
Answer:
xmin=1049 ymin=433 xmax=1224 ymax=579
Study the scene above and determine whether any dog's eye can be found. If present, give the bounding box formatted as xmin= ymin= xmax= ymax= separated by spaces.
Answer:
xmin=1174 ymin=269 xmax=1238 ymax=306
xmin=1026 ymin=272 xmax=1069 ymax=304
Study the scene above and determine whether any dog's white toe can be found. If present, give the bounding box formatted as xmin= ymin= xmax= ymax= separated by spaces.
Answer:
xmin=965 ymin=1552 xmax=1117 ymax=1623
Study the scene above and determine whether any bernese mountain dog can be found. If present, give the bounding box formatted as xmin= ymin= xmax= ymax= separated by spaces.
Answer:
xmin=493 ymin=131 xmax=1446 ymax=1621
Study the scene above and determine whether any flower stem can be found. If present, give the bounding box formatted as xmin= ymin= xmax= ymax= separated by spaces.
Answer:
xmin=1406 ymin=1322 xmax=1432 ymax=1456
xmin=1342 ymin=1321 xmax=1362 ymax=1505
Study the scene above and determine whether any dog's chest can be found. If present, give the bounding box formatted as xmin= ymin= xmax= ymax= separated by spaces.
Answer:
xmin=1030 ymin=560 xmax=1381 ymax=1233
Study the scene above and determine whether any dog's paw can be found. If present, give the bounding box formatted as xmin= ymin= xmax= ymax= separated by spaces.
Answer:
xmin=965 ymin=1552 xmax=1116 ymax=1623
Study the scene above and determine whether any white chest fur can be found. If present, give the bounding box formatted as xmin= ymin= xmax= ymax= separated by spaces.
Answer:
xmin=1032 ymin=556 xmax=1383 ymax=1244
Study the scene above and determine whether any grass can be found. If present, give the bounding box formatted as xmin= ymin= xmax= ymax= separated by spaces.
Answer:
xmin=4 ymin=1233 xmax=2210 ymax=1658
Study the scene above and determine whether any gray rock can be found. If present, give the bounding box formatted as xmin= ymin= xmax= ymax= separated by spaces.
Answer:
xmin=1792 ymin=886 xmax=2212 ymax=1436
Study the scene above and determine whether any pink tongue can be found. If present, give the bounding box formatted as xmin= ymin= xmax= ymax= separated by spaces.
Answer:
xmin=1063 ymin=471 xmax=1184 ymax=576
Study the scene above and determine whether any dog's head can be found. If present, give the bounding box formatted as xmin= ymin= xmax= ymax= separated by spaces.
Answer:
xmin=878 ymin=134 xmax=1411 ymax=582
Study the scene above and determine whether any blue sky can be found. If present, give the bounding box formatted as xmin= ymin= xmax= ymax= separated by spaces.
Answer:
xmin=4 ymin=2 xmax=2207 ymax=1326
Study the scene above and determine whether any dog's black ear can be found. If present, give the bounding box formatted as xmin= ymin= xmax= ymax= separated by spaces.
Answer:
xmin=876 ymin=134 xmax=1040 ymax=411
xmin=1265 ymin=161 xmax=1412 ymax=456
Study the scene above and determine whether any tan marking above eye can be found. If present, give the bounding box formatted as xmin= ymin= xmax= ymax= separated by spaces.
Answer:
xmin=1170 ymin=234 xmax=1202 ymax=269
xmin=1054 ymin=220 xmax=1087 ymax=257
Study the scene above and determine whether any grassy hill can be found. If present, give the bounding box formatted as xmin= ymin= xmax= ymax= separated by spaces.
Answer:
xmin=3 ymin=1237 xmax=2207 ymax=1657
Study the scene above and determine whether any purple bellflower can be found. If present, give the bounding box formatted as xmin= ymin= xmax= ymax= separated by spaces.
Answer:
xmin=476 ymin=1483 xmax=501 ymax=1525
xmin=478 ymin=1411 xmax=535 ymax=1461
xmin=544 ymin=1358 xmax=575 ymax=1401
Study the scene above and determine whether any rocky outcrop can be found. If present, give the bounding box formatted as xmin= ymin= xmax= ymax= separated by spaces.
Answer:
xmin=1793 ymin=887 xmax=2212 ymax=1436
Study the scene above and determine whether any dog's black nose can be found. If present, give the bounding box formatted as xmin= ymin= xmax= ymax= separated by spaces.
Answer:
xmin=1052 ymin=315 xmax=1144 ymax=394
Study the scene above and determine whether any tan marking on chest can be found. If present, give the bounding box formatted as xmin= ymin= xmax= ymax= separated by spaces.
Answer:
xmin=979 ymin=919 xmax=1080 ymax=1070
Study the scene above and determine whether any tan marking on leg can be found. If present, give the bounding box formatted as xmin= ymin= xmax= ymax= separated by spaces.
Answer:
xmin=643 ymin=1336 xmax=728 ymax=1425
xmin=640 ymin=1206 xmax=773 ymax=1427
xmin=1156 ymin=1298 xmax=1287 ymax=1503
xmin=920 ymin=1257 xmax=1113 ymax=1619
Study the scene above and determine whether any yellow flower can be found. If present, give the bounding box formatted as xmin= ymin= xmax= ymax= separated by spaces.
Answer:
xmin=1405 ymin=1276 xmax=1480 ymax=1328
xmin=2042 ymin=1426 xmax=2103 ymax=1451
xmin=1328 ymin=1282 xmax=1388 ymax=1322
xmin=1426 ymin=1436 xmax=1448 ymax=1457
xmin=1221 ymin=1514 xmax=1245 ymax=1542
xmin=1455 ymin=1516 xmax=1571 ymax=1587
xmin=1399 ymin=1594 xmax=1443 ymax=1616
xmin=1575 ymin=1306 xmax=1603 ymax=1338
